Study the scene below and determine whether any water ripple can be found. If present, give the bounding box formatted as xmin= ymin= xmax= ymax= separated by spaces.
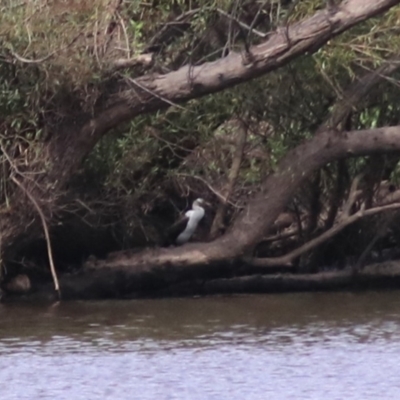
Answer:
xmin=2 ymin=292 xmax=400 ymax=399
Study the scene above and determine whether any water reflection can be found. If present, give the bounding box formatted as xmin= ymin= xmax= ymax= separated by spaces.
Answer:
xmin=1 ymin=292 xmax=400 ymax=399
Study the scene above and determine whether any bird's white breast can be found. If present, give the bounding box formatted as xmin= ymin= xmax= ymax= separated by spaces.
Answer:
xmin=176 ymin=207 xmax=205 ymax=244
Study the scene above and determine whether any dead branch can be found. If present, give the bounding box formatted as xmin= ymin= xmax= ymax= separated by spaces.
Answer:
xmin=11 ymin=175 xmax=60 ymax=298
xmin=10 ymin=31 xmax=83 ymax=64
xmin=305 ymin=171 xmax=321 ymax=236
xmin=0 ymin=139 xmax=60 ymax=297
xmin=126 ymin=77 xmax=187 ymax=111
xmin=245 ymin=202 xmax=400 ymax=267
xmin=355 ymin=211 xmax=393 ymax=271
xmin=144 ymin=8 xmax=201 ymax=52
xmin=263 ymin=228 xmax=299 ymax=243
xmin=324 ymin=160 xmax=347 ymax=229
xmin=216 ymin=8 xmax=268 ymax=38
xmin=96 ymin=0 xmax=122 ymax=57
xmin=112 ymin=53 xmax=154 ymax=69
xmin=210 ymin=120 xmax=247 ymax=238
xmin=177 ymin=173 xmax=239 ymax=207
xmin=340 ymin=174 xmax=362 ymax=219
xmin=319 ymin=57 xmax=400 ymax=132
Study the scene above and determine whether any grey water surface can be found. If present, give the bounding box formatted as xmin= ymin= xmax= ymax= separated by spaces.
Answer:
xmin=1 ymin=291 xmax=400 ymax=399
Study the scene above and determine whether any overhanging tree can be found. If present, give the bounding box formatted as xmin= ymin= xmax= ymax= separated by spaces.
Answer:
xmin=2 ymin=0 xmax=400 ymax=296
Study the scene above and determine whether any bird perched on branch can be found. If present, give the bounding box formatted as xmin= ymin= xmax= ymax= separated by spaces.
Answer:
xmin=167 ymin=198 xmax=209 ymax=245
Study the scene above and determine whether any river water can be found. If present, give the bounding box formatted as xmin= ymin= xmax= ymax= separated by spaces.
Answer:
xmin=1 ymin=291 xmax=400 ymax=399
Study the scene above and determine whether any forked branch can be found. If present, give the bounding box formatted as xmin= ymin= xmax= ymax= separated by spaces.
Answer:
xmin=246 ymin=202 xmax=400 ymax=267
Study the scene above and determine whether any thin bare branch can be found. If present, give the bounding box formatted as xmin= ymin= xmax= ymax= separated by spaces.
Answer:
xmin=10 ymin=30 xmax=83 ymax=64
xmin=177 ymin=173 xmax=239 ymax=207
xmin=246 ymin=202 xmax=400 ymax=267
xmin=126 ymin=77 xmax=188 ymax=111
xmin=0 ymin=141 xmax=60 ymax=297
xmin=341 ymin=174 xmax=362 ymax=219
xmin=11 ymin=175 xmax=60 ymax=298
xmin=216 ymin=8 xmax=268 ymax=38
xmin=210 ymin=120 xmax=247 ymax=237
xmin=112 ymin=53 xmax=154 ymax=69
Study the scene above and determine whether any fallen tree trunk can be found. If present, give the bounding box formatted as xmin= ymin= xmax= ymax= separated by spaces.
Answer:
xmin=8 ymin=261 xmax=400 ymax=300
xmin=198 ymin=263 xmax=400 ymax=296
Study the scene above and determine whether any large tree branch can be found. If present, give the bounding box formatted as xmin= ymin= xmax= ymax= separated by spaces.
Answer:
xmin=245 ymin=55 xmax=400 ymax=265
xmin=246 ymin=202 xmax=400 ymax=267
xmin=53 ymin=0 xmax=400 ymax=173
xmin=97 ymin=0 xmax=399 ymax=130
xmin=221 ymin=126 xmax=400 ymax=258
